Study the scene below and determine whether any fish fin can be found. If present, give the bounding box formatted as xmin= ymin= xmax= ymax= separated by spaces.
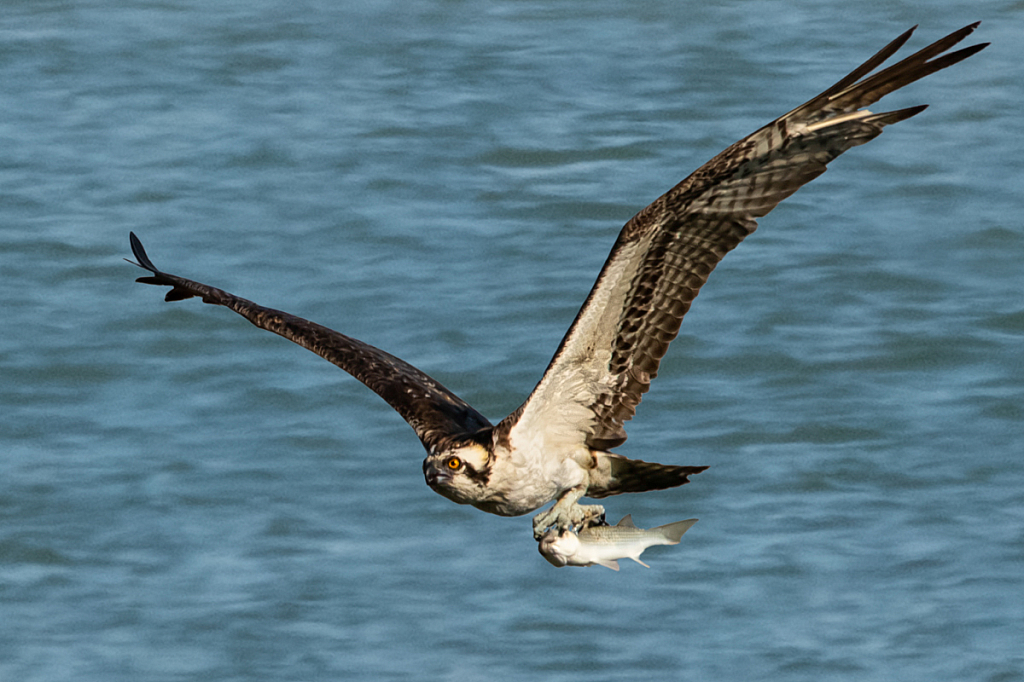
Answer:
xmin=616 ymin=515 xmax=636 ymax=528
xmin=596 ymin=559 xmax=621 ymax=571
xmin=631 ymin=557 xmax=651 ymax=568
xmin=654 ymin=518 xmax=699 ymax=544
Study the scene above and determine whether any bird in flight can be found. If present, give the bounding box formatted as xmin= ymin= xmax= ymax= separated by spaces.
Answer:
xmin=129 ymin=24 xmax=986 ymax=540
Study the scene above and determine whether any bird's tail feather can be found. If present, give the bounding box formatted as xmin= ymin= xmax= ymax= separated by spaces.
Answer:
xmin=587 ymin=453 xmax=708 ymax=499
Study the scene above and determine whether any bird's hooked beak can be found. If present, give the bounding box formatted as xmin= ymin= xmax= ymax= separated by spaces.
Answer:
xmin=423 ymin=463 xmax=451 ymax=488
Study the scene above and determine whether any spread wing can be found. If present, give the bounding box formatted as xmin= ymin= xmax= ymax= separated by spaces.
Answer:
xmin=498 ymin=24 xmax=987 ymax=452
xmin=127 ymin=233 xmax=491 ymax=453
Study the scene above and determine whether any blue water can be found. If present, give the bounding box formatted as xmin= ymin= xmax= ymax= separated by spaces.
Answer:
xmin=2 ymin=2 xmax=1021 ymax=680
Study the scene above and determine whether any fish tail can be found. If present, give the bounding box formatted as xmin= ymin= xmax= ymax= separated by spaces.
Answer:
xmin=652 ymin=518 xmax=698 ymax=544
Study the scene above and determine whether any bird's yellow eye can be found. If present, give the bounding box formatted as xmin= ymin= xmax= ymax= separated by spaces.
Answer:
xmin=446 ymin=457 xmax=461 ymax=470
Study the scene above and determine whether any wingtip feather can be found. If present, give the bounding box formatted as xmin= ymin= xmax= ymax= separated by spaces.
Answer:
xmin=128 ymin=232 xmax=159 ymax=274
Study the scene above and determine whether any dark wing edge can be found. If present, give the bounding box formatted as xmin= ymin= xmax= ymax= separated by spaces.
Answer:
xmin=127 ymin=232 xmax=491 ymax=452
xmin=500 ymin=23 xmax=987 ymax=452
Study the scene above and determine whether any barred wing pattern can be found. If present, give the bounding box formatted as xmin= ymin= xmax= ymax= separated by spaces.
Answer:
xmin=128 ymin=233 xmax=491 ymax=453
xmin=501 ymin=24 xmax=986 ymax=453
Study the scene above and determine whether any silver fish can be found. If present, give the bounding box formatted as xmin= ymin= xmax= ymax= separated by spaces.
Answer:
xmin=538 ymin=515 xmax=698 ymax=571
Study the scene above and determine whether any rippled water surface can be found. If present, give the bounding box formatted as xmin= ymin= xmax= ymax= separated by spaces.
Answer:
xmin=2 ymin=2 xmax=1021 ymax=680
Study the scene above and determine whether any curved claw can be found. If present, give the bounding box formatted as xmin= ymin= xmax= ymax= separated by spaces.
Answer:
xmin=532 ymin=500 xmax=606 ymax=540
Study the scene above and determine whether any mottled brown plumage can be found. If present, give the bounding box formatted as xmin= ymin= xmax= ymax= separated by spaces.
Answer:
xmin=503 ymin=23 xmax=986 ymax=455
xmin=128 ymin=24 xmax=986 ymax=539
xmin=129 ymin=233 xmax=491 ymax=454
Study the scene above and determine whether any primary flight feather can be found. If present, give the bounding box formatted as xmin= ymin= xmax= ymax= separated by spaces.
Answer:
xmin=128 ymin=24 xmax=987 ymax=541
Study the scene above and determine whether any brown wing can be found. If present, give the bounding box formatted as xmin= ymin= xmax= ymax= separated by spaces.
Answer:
xmin=500 ymin=24 xmax=987 ymax=453
xmin=127 ymin=232 xmax=491 ymax=453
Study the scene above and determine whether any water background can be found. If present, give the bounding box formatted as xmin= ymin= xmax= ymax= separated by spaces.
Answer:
xmin=2 ymin=2 xmax=1021 ymax=680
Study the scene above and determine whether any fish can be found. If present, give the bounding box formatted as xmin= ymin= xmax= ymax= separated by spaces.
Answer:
xmin=538 ymin=515 xmax=698 ymax=570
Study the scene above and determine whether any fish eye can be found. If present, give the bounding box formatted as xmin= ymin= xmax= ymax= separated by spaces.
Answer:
xmin=446 ymin=457 xmax=462 ymax=470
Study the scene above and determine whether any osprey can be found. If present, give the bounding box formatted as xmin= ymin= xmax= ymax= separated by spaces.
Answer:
xmin=128 ymin=24 xmax=986 ymax=539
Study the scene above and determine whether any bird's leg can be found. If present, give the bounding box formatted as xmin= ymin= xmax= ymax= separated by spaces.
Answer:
xmin=532 ymin=485 xmax=605 ymax=540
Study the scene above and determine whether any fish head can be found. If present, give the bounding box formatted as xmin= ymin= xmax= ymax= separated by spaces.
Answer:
xmin=538 ymin=529 xmax=580 ymax=567
xmin=422 ymin=441 xmax=492 ymax=506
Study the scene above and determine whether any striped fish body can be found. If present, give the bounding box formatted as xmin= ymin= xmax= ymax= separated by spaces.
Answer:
xmin=538 ymin=515 xmax=697 ymax=570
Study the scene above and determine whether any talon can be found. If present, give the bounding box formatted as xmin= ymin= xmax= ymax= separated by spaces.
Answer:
xmin=532 ymin=507 xmax=559 ymax=540
xmin=577 ymin=505 xmax=606 ymax=530
xmin=532 ymin=500 xmax=606 ymax=539
xmin=533 ymin=485 xmax=604 ymax=539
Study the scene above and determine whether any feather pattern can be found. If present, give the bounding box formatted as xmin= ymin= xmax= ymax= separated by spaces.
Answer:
xmin=128 ymin=25 xmax=986 ymax=518
xmin=127 ymin=233 xmax=491 ymax=453
xmin=500 ymin=23 xmax=987 ymax=452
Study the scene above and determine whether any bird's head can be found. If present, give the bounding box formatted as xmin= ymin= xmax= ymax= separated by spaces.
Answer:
xmin=422 ymin=441 xmax=492 ymax=505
